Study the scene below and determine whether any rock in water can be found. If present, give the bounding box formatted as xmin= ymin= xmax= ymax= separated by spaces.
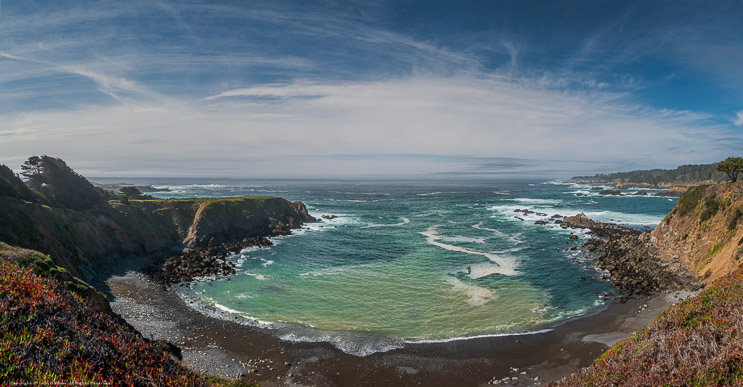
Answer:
xmin=563 ymin=213 xmax=599 ymax=228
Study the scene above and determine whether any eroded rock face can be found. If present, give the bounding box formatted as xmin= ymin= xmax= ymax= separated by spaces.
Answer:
xmin=182 ymin=197 xmax=316 ymax=248
xmin=651 ymin=182 xmax=743 ymax=283
xmin=0 ymin=195 xmax=315 ymax=281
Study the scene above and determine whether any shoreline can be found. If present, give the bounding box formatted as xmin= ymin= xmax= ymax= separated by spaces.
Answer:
xmin=105 ymin=264 xmax=694 ymax=386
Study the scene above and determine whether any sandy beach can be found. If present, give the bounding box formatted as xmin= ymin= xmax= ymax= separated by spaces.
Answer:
xmin=100 ymin=259 xmax=694 ymax=387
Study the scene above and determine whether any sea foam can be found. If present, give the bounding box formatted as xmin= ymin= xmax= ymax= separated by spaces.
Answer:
xmin=420 ymin=226 xmax=518 ymax=276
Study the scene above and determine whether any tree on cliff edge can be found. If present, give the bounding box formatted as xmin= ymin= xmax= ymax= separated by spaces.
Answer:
xmin=20 ymin=155 xmax=104 ymax=210
xmin=717 ymin=157 xmax=743 ymax=182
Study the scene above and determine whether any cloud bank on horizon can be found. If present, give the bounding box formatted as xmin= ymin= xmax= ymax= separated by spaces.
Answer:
xmin=0 ymin=0 xmax=742 ymax=178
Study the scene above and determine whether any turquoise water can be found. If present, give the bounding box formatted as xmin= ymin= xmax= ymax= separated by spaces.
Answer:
xmin=115 ymin=179 xmax=677 ymax=355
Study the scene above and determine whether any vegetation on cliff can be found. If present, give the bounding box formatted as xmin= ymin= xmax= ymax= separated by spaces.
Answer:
xmin=0 ymin=254 xmax=209 ymax=385
xmin=0 ymin=158 xmax=315 ymax=282
xmin=717 ymin=156 xmax=743 ymax=183
xmin=653 ymin=180 xmax=743 ymax=283
xmin=553 ymin=267 xmax=743 ymax=386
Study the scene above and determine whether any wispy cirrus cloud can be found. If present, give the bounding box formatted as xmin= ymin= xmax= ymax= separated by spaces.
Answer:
xmin=2 ymin=74 xmax=738 ymax=178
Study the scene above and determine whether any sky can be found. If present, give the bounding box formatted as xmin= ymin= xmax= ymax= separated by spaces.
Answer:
xmin=1 ymin=0 xmax=742 ymax=179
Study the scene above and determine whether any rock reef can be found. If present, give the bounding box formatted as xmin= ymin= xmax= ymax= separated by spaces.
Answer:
xmin=563 ymin=213 xmax=699 ymax=294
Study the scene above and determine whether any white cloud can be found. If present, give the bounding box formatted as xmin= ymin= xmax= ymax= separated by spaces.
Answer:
xmin=0 ymin=75 xmax=732 ymax=178
xmin=734 ymin=110 xmax=743 ymax=126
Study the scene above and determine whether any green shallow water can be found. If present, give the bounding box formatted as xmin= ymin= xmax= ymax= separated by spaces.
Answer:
xmin=120 ymin=179 xmax=678 ymax=355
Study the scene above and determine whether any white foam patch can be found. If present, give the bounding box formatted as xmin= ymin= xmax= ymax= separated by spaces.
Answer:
xmin=445 ymin=277 xmax=498 ymax=306
xmin=417 ymin=192 xmax=443 ymax=196
xmin=580 ymin=210 xmax=663 ymax=227
xmin=364 ymin=217 xmax=410 ymax=228
xmin=472 ymin=221 xmax=523 ymax=244
xmin=406 ymin=328 xmax=553 ymax=344
xmin=245 ymin=272 xmax=267 ymax=280
xmin=261 ymin=259 xmax=274 ymax=267
xmin=213 ymin=302 xmax=244 ymax=315
xmin=420 ymin=226 xmax=517 ymax=276
xmin=467 ymin=262 xmax=506 ymax=279
xmin=508 ymin=198 xmax=563 ymax=205
xmin=489 ymin=203 xmax=661 ymax=229
xmin=440 ymin=235 xmax=486 ymax=244
xmin=277 ymin=331 xmax=404 ymax=357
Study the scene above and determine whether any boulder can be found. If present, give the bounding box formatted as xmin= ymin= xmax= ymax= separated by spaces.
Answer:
xmin=563 ymin=213 xmax=599 ymax=228
xmin=632 ymin=190 xmax=648 ymax=196
xmin=599 ymin=189 xmax=622 ymax=196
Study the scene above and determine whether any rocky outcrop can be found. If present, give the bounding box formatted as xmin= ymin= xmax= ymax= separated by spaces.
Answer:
xmin=180 ymin=197 xmax=314 ymax=247
xmin=562 ymin=213 xmax=599 ymax=229
xmin=0 ymin=195 xmax=315 ymax=281
xmin=150 ymin=236 xmax=273 ymax=284
xmin=654 ymin=186 xmax=686 ymax=197
xmin=563 ymin=214 xmax=698 ymax=294
xmin=599 ymin=189 xmax=622 ymax=196
xmin=632 ymin=190 xmax=648 ymax=196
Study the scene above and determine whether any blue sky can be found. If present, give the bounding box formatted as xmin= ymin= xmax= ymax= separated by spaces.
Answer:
xmin=0 ymin=0 xmax=742 ymax=178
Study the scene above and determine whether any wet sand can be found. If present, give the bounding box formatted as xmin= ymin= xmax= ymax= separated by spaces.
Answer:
xmin=104 ymin=265 xmax=694 ymax=386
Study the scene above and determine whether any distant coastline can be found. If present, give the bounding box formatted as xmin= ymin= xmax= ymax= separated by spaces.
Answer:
xmin=567 ymin=162 xmax=726 ymax=189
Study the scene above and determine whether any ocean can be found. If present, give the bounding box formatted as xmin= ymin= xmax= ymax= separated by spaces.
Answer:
xmin=97 ymin=178 xmax=677 ymax=356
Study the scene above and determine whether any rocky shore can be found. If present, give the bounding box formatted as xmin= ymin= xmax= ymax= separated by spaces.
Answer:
xmin=148 ymin=236 xmax=273 ymax=285
xmin=562 ymin=213 xmax=700 ymax=294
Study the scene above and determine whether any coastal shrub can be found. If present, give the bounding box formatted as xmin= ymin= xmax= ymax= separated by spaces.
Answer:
xmin=699 ymin=197 xmax=720 ymax=224
xmin=729 ymin=207 xmax=743 ymax=231
xmin=677 ymin=185 xmax=708 ymax=217
xmin=0 ymin=164 xmax=38 ymax=202
xmin=552 ymin=268 xmax=743 ymax=386
xmin=0 ymin=257 xmax=210 ymax=385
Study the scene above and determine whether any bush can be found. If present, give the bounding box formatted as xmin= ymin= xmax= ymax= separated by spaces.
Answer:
xmin=677 ymin=185 xmax=708 ymax=217
xmin=553 ymin=268 xmax=743 ymax=386
xmin=729 ymin=207 xmax=743 ymax=231
xmin=0 ymin=257 xmax=208 ymax=385
xmin=700 ymin=197 xmax=721 ymax=224
xmin=20 ymin=156 xmax=104 ymax=211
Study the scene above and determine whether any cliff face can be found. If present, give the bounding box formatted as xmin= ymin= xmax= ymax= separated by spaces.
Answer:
xmin=0 ymin=195 xmax=315 ymax=278
xmin=651 ymin=181 xmax=743 ymax=283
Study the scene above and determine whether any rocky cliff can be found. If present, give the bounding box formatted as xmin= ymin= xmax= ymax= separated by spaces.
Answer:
xmin=0 ymin=194 xmax=315 ymax=280
xmin=651 ymin=181 xmax=743 ymax=283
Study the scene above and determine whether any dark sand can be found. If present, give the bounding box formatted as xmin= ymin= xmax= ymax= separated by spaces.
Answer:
xmin=102 ymin=261 xmax=695 ymax=387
